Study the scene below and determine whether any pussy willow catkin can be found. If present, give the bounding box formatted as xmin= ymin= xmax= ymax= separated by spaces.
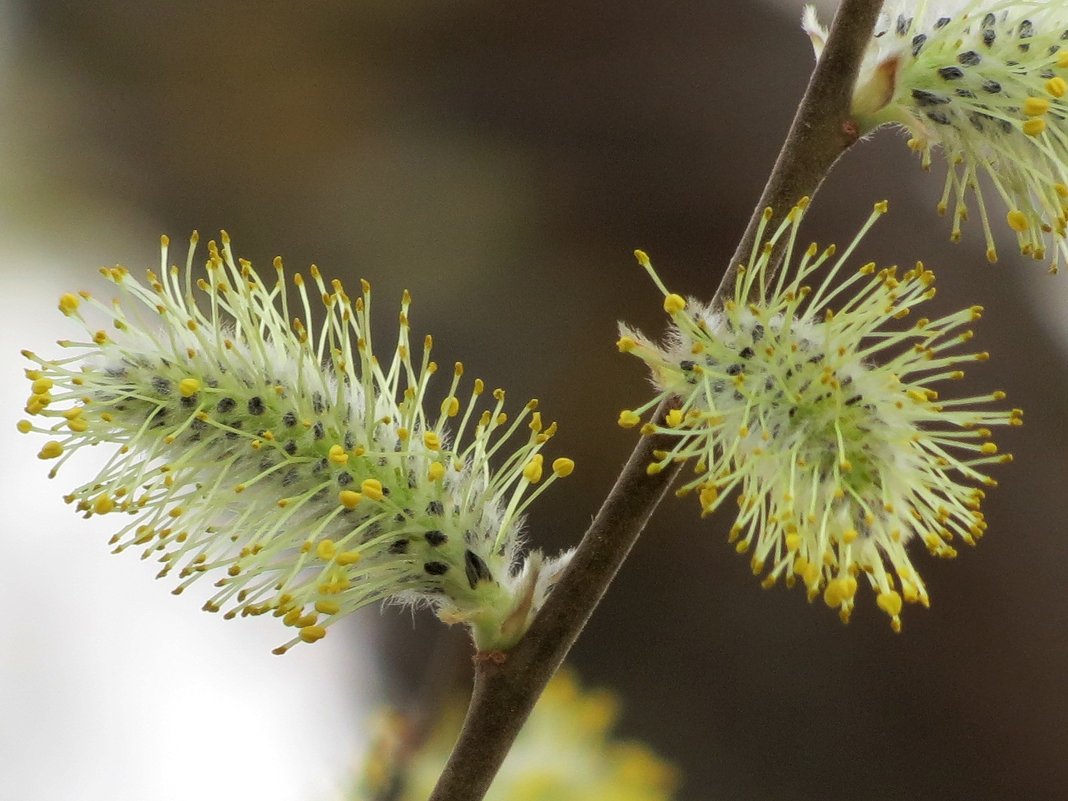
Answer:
xmin=20 ymin=233 xmax=574 ymax=653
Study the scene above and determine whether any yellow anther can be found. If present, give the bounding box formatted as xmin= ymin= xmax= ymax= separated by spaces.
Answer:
xmin=299 ymin=625 xmax=327 ymax=643
xmin=906 ymin=388 xmax=931 ymax=404
xmin=93 ymin=495 xmax=115 ymax=515
xmin=616 ymin=336 xmax=637 ymax=353
xmin=1047 ymin=77 xmax=1068 ymax=98
xmin=822 ymin=578 xmax=852 ymax=608
xmin=842 ymin=528 xmax=858 ymax=544
xmin=328 ymin=444 xmax=349 ymax=466
xmin=876 ymin=590 xmax=903 ymax=619
xmin=617 ymin=410 xmax=641 ymax=428
xmin=178 ymin=378 xmax=201 ymax=397
xmin=336 ymin=550 xmax=362 ymax=566
xmin=16 ymin=420 xmax=32 ymax=434
xmin=31 ymin=378 xmax=53 ymax=394
xmin=428 ymin=461 xmax=446 ymax=481
xmin=38 ymin=441 xmax=63 ymax=460
xmin=1023 ymin=117 xmax=1046 ymax=136
xmin=360 ymin=478 xmax=384 ymax=501
xmin=699 ymin=485 xmax=719 ymax=512
xmin=283 ymin=608 xmax=303 ymax=627
xmin=441 ymin=396 xmax=460 ymax=417
xmin=58 ymin=293 xmax=81 ymax=315
xmin=663 ymin=293 xmax=687 ymax=314
xmin=316 ymin=539 xmax=336 ymax=560
xmin=552 ymin=457 xmax=575 ymax=477
xmin=338 ymin=490 xmax=363 ymax=509
xmin=665 ymin=409 xmax=683 ymax=428
xmin=1024 ymin=96 xmax=1051 ymax=117
xmin=314 ymin=600 xmax=340 ymax=616
xmin=523 ymin=454 xmax=544 ymax=483
xmin=980 ymin=442 xmax=998 ymax=454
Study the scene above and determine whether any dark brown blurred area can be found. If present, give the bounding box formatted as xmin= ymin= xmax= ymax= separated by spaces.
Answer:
xmin=8 ymin=2 xmax=1068 ymax=799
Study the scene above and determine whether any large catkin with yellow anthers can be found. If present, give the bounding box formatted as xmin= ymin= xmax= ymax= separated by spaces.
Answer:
xmin=618 ymin=200 xmax=1020 ymax=631
xmin=804 ymin=1 xmax=1068 ymax=271
xmin=19 ymin=232 xmax=575 ymax=654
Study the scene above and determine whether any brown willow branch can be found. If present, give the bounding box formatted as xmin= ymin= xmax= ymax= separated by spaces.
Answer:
xmin=715 ymin=0 xmax=885 ymax=305
xmin=428 ymin=3 xmax=883 ymax=800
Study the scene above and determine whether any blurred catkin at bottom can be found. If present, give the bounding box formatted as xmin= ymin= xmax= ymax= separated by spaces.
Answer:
xmin=355 ymin=669 xmax=679 ymax=801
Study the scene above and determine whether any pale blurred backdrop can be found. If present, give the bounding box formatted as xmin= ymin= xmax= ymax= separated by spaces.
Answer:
xmin=2 ymin=2 xmax=1067 ymax=800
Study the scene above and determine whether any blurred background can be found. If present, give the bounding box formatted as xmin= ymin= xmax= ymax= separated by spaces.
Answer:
xmin=2 ymin=1 xmax=1066 ymax=799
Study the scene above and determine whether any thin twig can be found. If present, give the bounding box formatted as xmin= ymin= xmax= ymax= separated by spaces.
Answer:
xmin=428 ymin=3 xmax=883 ymax=799
xmin=716 ymin=0 xmax=883 ymax=305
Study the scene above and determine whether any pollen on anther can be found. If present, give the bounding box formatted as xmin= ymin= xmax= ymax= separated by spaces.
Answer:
xmin=523 ymin=455 xmax=544 ymax=483
xmin=38 ymin=441 xmax=63 ymax=460
xmin=339 ymin=490 xmax=363 ymax=509
xmin=178 ymin=378 xmax=201 ymax=398
xmin=336 ymin=550 xmax=362 ymax=566
xmin=664 ymin=294 xmax=687 ymax=314
xmin=58 ymin=293 xmax=81 ymax=316
xmin=1007 ymin=210 xmax=1029 ymax=232
xmin=360 ymin=479 xmax=384 ymax=501
xmin=552 ymin=457 xmax=575 ymax=477
xmin=299 ymin=625 xmax=327 ymax=643
xmin=328 ymin=444 xmax=349 ymax=466
xmin=1023 ymin=118 xmax=1047 ymax=137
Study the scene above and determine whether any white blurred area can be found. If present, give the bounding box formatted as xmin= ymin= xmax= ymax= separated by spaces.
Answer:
xmin=0 ymin=6 xmax=371 ymax=801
